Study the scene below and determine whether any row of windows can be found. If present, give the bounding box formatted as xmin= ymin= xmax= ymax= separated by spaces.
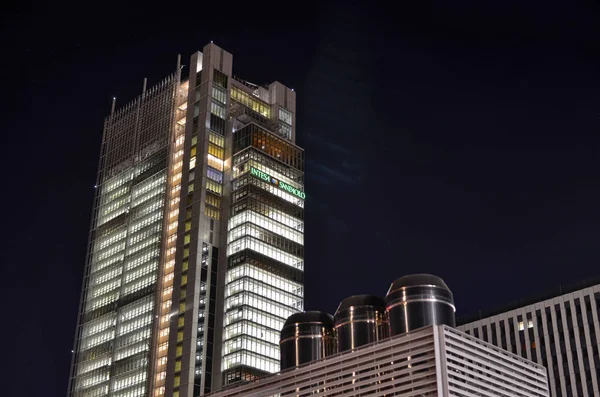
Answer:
xmin=212 ymin=85 xmax=227 ymax=105
xmin=228 ymin=210 xmax=303 ymax=245
xmin=226 ymin=277 xmax=302 ymax=309
xmin=131 ymin=173 xmax=166 ymax=200
xmin=90 ymin=253 xmax=123 ymax=276
xmin=123 ymin=273 xmax=156 ymax=296
xmin=127 ymin=223 xmax=161 ymax=247
xmin=233 ymin=159 xmax=302 ymax=191
xmin=224 ymin=319 xmax=280 ymax=345
xmin=231 ymin=197 xmax=303 ymax=231
xmin=89 ymin=278 xmax=121 ymax=299
xmin=207 ymin=179 xmax=222 ymax=195
xmin=94 ymin=241 xmax=126 ymax=264
xmin=111 ymin=369 xmax=147 ymax=392
xmin=120 ymin=297 xmax=154 ymax=321
xmin=75 ymin=367 xmax=109 ymax=390
xmin=228 ymin=223 xmax=303 ymax=257
xmin=233 ymin=148 xmax=303 ymax=183
xmin=130 ymin=196 xmax=163 ymax=220
xmin=81 ymin=315 xmax=117 ymax=339
xmin=115 ymin=326 xmax=152 ymax=351
xmin=226 ymin=263 xmax=303 ymax=297
xmin=227 ymin=236 xmax=303 ymax=271
xmin=102 ymin=170 xmax=134 ymax=195
xmin=278 ymin=107 xmax=292 ymax=125
xmin=233 ymin=124 xmax=303 ymax=171
xmin=95 ymin=228 xmax=127 ymax=252
xmin=98 ymin=197 xmax=129 ymax=226
xmin=234 ymin=175 xmax=303 ymax=208
xmin=125 ymin=236 xmax=160 ymax=257
xmin=82 ymin=329 xmax=115 ymax=350
xmin=222 ymin=349 xmax=279 ymax=374
xmin=125 ymin=248 xmax=160 ymax=272
xmin=207 ymin=166 xmax=223 ymax=183
xmin=208 ymin=142 xmax=224 ymax=159
xmin=231 ymin=87 xmax=270 ymax=118
xmin=225 ymin=306 xmax=285 ymax=335
xmin=87 ymin=291 xmax=119 ymax=312
xmin=119 ymin=313 xmax=153 ymax=336
xmin=124 ymin=261 xmax=157 ymax=285
xmin=209 ymin=130 xmax=225 ymax=148
xmin=205 ymin=193 xmax=221 ymax=209
xmin=208 ymin=154 xmax=224 ymax=171
xmin=131 ymin=182 xmax=165 ymax=208
xmin=223 ymin=335 xmax=279 ymax=361
xmin=278 ymin=123 xmax=291 ymax=140
xmin=225 ymin=291 xmax=297 ymax=322
xmin=129 ymin=211 xmax=162 ymax=235
xmin=211 ymin=100 xmax=226 ymax=119
xmin=115 ymin=339 xmax=150 ymax=361
xmin=77 ymin=355 xmax=111 ymax=377
xmin=205 ymin=206 xmax=220 ymax=220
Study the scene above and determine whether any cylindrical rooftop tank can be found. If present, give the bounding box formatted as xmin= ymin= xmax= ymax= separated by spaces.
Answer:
xmin=279 ymin=311 xmax=336 ymax=371
xmin=385 ymin=274 xmax=455 ymax=336
xmin=334 ymin=295 xmax=388 ymax=352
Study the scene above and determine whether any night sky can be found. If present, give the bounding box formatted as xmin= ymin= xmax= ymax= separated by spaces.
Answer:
xmin=2 ymin=1 xmax=600 ymax=395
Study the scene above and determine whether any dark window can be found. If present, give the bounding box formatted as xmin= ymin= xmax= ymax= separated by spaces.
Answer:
xmin=213 ymin=69 xmax=228 ymax=88
xmin=509 ymin=318 xmax=517 ymax=354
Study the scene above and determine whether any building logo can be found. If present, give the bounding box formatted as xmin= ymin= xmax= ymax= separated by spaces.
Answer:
xmin=250 ymin=166 xmax=306 ymax=200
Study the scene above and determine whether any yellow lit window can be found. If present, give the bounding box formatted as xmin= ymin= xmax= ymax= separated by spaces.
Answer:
xmin=208 ymin=143 xmax=224 ymax=159
xmin=173 ymin=390 xmax=179 ymax=397
xmin=175 ymin=359 xmax=182 ymax=372
xmin=180 ymin=287 xmax=186 ymax=297
xmin=205 ymin=193 xmax=221 ymax=209
xmin=176 ymin=344 xmax=182 ymax=357
xmin=174 ymin=375 xmax=180 ymax=387
xmin=178 ymin=316 xmax=185 ymax=328
xmin=183 ymin=248 xmax=189 ymax=258
xmin=206 ymin=180 xmax=222 ymax=195
xmin=204 ymin=206 xmax=220 ymax=220
xmin=185 ymin=221 xmax=191 ymax=231
xmin=181 ymin=274 xmax=188 ymax=285
xmin=177 ymin=331 xmax=183 ymax=342
xmin=184 ymin=233 xmax=191 ymax=245
xmin=182 ymin=260 xmax=189 ymax=271
xmin=208 ymin=131 xmax=224 ymax=147
xmin=190 ymin=146 xmax=197 ymax=157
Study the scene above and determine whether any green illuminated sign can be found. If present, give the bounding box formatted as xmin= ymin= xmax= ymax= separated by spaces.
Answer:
xmin=250 ymin=166 xmax=306 ymax=200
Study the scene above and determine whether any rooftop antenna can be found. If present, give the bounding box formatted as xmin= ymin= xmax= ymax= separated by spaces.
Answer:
xmin=142 ymin=78 xmax=147 ymax=96
xmin=111 ymin=97 xmax=116 ymax=115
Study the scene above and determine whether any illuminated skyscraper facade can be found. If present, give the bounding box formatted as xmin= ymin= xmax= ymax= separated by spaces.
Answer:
xmin=68 ymin=43 xmax=304 ymax=397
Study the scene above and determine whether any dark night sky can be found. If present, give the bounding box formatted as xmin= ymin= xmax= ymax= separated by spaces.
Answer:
xmin=2 ymin=1 xmax=600 ymax=395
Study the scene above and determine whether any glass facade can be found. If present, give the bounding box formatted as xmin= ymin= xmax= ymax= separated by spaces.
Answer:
xmin=69 ymin=72 xmax=179 ymax=397
xmin=222 ymin=104 xmax=303 ymax=383
xmin=69 ymin=43 xmax=301 ymax=397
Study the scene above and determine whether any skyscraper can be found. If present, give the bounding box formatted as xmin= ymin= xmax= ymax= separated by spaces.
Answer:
xmin=68 ymin=43 xmax=305 ymax=397
xmin=458 ymin=278 xmax=600 ymax=397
